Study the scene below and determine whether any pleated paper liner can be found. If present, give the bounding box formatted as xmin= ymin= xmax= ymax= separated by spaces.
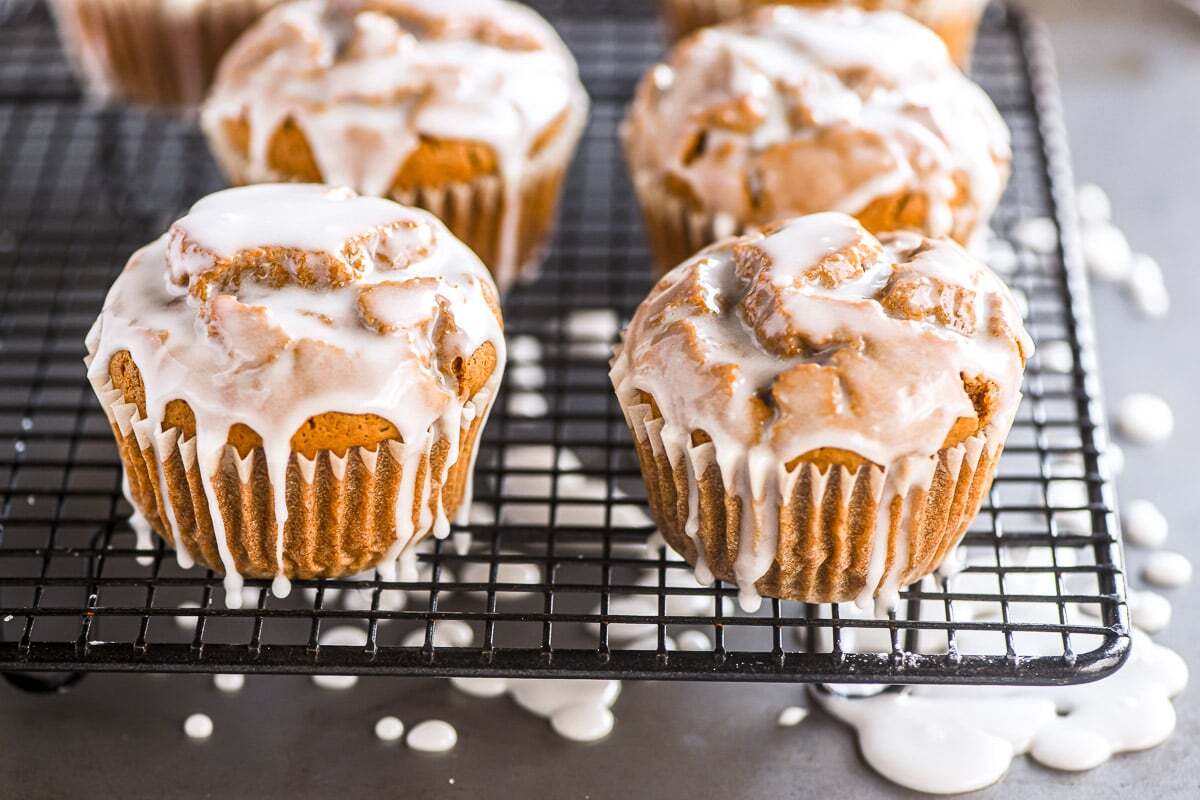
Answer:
xmin=618 ymin=393 xmax=1004 ymax=605
xmin=206 ymin=98 xmax=589 ymax=293
xmin=629 ymin=173 xmax=743 ymax=273
xmin=388 ymin=99 xmax=588 ymax=292
xmin=48 ymin=0 xmax=282 ymax=106
xmin=92 ymin=373 xmax=490 ymax=581
xmin=656 ymin=0 xmax=987 ymax=68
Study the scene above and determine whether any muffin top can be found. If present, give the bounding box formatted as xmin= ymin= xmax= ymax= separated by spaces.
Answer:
xmin=202 ymin=0 xmax=586 ymax=196
xmin=612 ymin=212 xmax=1031 ymax=470
xmin=623 ymin=6 xmax=1009 ymax=241
xmin=86 ymin=184 xmax=505 ymax=478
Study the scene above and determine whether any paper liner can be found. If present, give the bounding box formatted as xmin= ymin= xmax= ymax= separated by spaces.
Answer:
xmin=619 ymin=395 xmax=1002 ymax=604
xmin=205 ymin=94 xmax=588 ymax=293
xmin=47 ymin=0 xmax=281 ymax=107
xmin=658 ymin=0 xmax=986 ymax=68
xmin=95 ymin=377 xmax=489 ymax=580
xmin=629 ymin=173 xmax=743 ymax=273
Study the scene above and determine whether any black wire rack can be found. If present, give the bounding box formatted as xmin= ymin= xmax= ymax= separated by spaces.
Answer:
xmin=0 ymin=1 xmax=1129 ymax=685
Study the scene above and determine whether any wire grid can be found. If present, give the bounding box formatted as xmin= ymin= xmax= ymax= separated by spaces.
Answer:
xmin=0 ymin=2 xmax=1128 ymax=684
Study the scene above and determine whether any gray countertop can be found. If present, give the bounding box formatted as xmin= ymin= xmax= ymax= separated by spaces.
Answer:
xmin=3 ymin=1 xmax=1199 ymax=797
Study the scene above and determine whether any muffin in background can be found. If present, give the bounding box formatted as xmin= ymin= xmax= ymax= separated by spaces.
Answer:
xmin=48 ymin=0 xmax=283 ymax=106
xmin=610 ymin=213 xmax=1031 ymax=610
xmin=86 ymin=184 xmax=506 ymax=607
xmin=202 ymin=0 xmax=590 ymax=292
xmin=660 ymin=0 xmax=990 ymax=69
xmin=625 ymin=6 xmax=1009 ymax=271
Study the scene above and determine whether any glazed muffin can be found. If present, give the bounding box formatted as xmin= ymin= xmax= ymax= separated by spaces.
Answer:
xmin=201 ymin=0 xmax=590 ymax=292
xmin=610 ymin=213 xmax=1031 ymax=610
xmin=47 ymin=0 xmax=283 ymax=106
xmin=86 ymin=184 xmax=505 ymax=606
xmin=660 ymin=0 xmax=990 ymax=69
xmin=623 ymin=6 xmax=1010 ymax=271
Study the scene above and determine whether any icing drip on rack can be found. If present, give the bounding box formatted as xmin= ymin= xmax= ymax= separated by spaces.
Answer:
xmin=623 ymin=6 xmax=1010 ymax=239
xmin=610 ymin=213 xmax=1031 ymax=611
xmin=85 ymin=184 xmax=505 ymax=607
xmin=202 ymin=0 xmax=588 ymax=284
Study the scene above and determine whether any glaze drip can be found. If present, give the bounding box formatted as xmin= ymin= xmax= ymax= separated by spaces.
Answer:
xmin=623 ymin=6 xmax=1010 ymax=243
xmin=86 ymin=184 xmax=505 ymax=606
xmin=202 ymin=0 xmax=588 ymax=287
xmin=611 ymin=213 xmax=1030 ymax=610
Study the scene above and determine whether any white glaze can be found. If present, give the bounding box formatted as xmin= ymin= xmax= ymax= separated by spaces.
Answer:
xmin=590 ymin=570 xmax=732 ymax=642
xmin=986 ymin=235 xmax=1018 ymax=275
xmin=213 ymin=673 xmax=245 ymax=692
xmin=183 ymin=712 xmax=214 ymax=739
xmin=407 ymin=719 xmax=458 ymax=752
xmin=1038 ymin=339 xmax=1073 ymax=373
xmin=375 ymin=715 xmax=405 ymax=742
xmin=1116 ymin=393 xmax=1174 ymax=446
xmin=1128 ymin=589 xmax=1172 ymax=633
xmin=1105 ymin=442 xmax=1125 ymax=478
xmin=564 ymin=309 xmax=621 ymax=342
xmin=624 ymin=6 xmax=1009 ymax=241
xmin=1123 ymin=498 xmax=1168 ymax=548
xmin=550 ymin=703 xmax=615 ymax=742
xmin=1075 ymin=183 xmax=1112 ymax=224
xmin=1127 ymin=253 xmax=1169 ymax=319
xmin=676 ymin=629 xmax=713 ymax=651
xmin=1081 ymin=223 xmax=1132 ymax=282
xmin=456 ymin=555 xmax=541 ymax=595
xmin=777 ymin=705 xmax=809 ymax=727
xmin=1142 ymin=551 xmax=1192 ymax=588
xmin=127 ymin=508 xmax=156 ymax=567
xmin=312 ymin=674 xmax=359 ymax=690
xmin=402 ymin=620 xmax=474 ymax=648
xmin=508 ymin=334 xmax=543 ymax=364
xmin=509 ymin=364 xmax=547 ymax=390
xmin=510 ymin=679 xmax=621 ymax=718
xmin=1011 ymin=217 xmax=1058 ymax=254
xmin=86 ymin=185 xmax=504 ymax=608
xmin=507 ymin=391 xmax=549 ymax=418
xmin=175 ymin=601 xmax=201 ymax=630
xmin=819 ymin=629 xmax=1187 ymax=794
xmin=202 ymin=0 xmax=588 ymax=287
xmin=450 ymin=676 xmax=509 ymax=698
xmin=611 ymin=214 xmax=1030 ymax=609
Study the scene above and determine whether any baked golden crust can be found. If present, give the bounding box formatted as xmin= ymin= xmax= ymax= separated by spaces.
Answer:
xmin=659 ymin=0 xmax=988 ymax=69
xmin=107 ymin=348 xmax=494 ymax=579
xmin=202 ymin=0 xmax=588 ymax=288
xmin=612 ymin=214 xmax=1030 ymax=605
xmin=626 ymin=5 xmax=1009 ymax=271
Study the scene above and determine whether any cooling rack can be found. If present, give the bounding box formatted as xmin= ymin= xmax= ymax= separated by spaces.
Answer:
xmin=0 ymin=1 xmax=1129 ymax=685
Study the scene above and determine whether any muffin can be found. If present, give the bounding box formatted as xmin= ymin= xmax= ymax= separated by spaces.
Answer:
xmin=47 ymin=0 xmax=283 ymax=106
xmin=201 ymin=0 xmax=590 ymax=292
xmin=659 ymin=0 xmax=990 ymax=69
xmin=610 ymin=213 xmax=1031 ymax=611
xmin=85 ymin=184 xmax=506 ymax=606
xmin=623 ymin=6 xmax=1010 ymax=271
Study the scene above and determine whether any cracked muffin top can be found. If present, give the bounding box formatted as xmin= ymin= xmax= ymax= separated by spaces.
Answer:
xmin=623 ymin=5 xmax=1010 ymax=246
xmin=612 ymin=212 xmax=1031 ymax=470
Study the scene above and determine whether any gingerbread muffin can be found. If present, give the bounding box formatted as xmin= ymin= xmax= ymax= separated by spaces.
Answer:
xmin=48 ymin=0 xmax=283 ymax=106
xmin=610 ymin=213 xmax=1031 ymax=610
xmin=660 ymin=0 xmax=990 ymax=69
xmin=623 ymin=6 xmax=1010 ymax=271
xmin=201 ymin=0 xmax=590 ymax=291
xmin=86 ymin=184 xmax=505 ymax=606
